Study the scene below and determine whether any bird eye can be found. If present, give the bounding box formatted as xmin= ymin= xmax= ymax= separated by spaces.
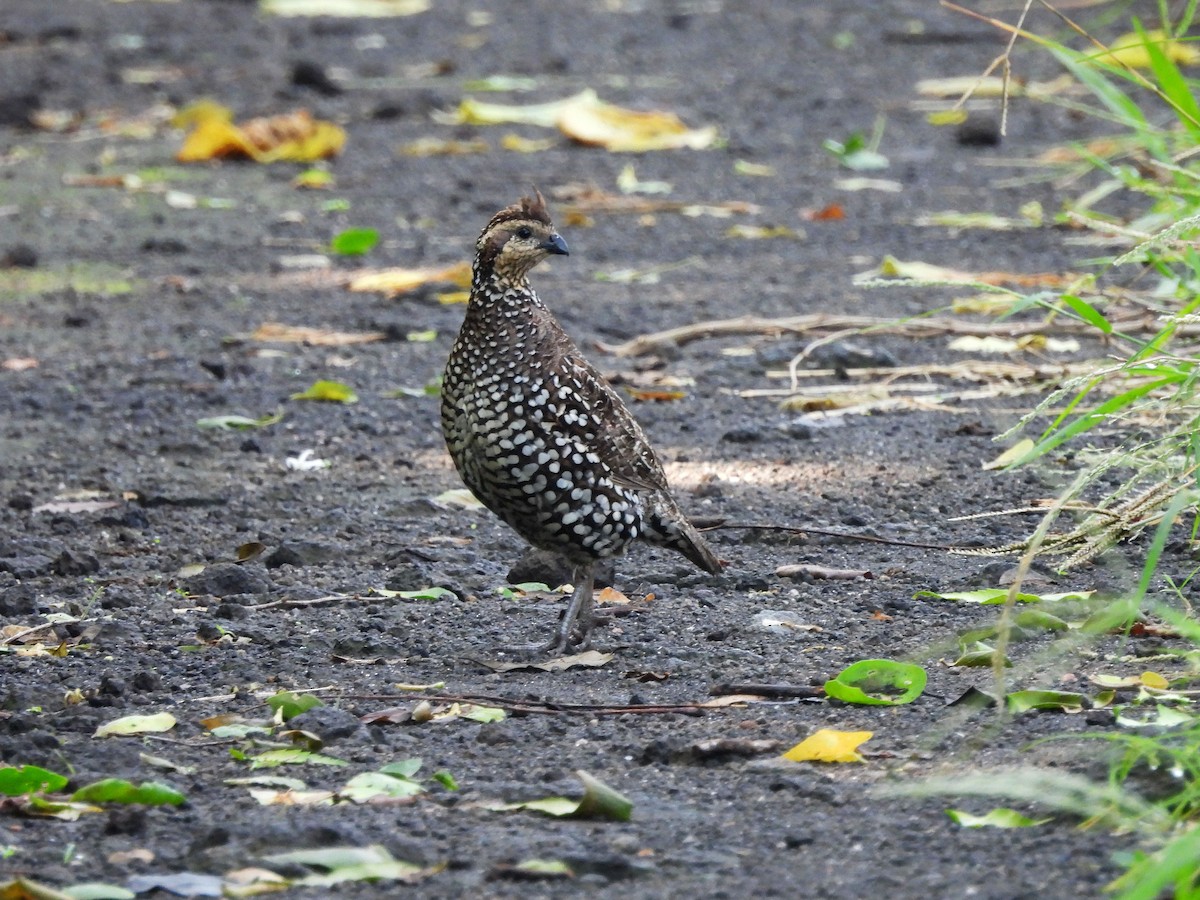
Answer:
xmin=515 ymin=226 xmax=533 ymax=240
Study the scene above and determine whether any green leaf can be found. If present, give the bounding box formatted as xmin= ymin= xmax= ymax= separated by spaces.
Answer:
xmin=62 ymin=883 xmax=138 ymax=900
xmin=915 ymin=588 xmax=1093 ymax=605
xmin=486 ymin=771 xmax=633 ymax=821
xmin=946 ymin=807 xmax=1052 ymax=828
xmin=1006 ymin=690 xmax=1087 ymax=713
xmin=1014 ymin=609 xmax=1069 ymax=632
xmin=267 ymin=691 xmax=324 ymax=721
xmin=209 ymin=723 xmax=272 ymax=740
xmin=951 ymin=642 xmax=1010 ymax=668
xmin=1060 ymin=293 xmax=1112 ymax=334
xmin=572 ymin=770 xmax=633 ymax=821
xmin=329 ymin=227 xmax=379 ymax=256
xmin=379 ymin=759 xmax=422 ymax=778
xmin=71 ymin=779 xmax=186 ymax=807
xmin=824 ymin=659 xmax=926 ymax=706
xmin=432 ymin=770 xmax=459 ymax=791
xmin=196 ymin=410 xmax=283 ymax=430
xmin=291 ymin=379 xmax=358 ymax=403
xmin=94 ymin=712 xmax=177 ymax=738
xmin=248 ymin=749 xmax=349 ymax=769
xmin=0 ymin=765 xmax=68 ymax=796
xmin=371 ymin=586 xmax=456 ymax=601
xmin=339 ymin=772 xmax=424 ymax=802
xmin=460 ymin=705 xmax=506 ymax=723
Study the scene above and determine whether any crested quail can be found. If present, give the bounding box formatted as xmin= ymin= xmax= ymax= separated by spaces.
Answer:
xmin=441 ymin=191 xmax=722 ymax=654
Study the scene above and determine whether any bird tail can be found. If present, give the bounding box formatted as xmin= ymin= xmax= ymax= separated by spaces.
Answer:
xmin=643 ymin=495 xmax=723 ymax=574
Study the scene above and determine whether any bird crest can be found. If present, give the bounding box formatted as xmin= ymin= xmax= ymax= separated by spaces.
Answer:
xmin=480 ymin=189 xmax=553 ymax=237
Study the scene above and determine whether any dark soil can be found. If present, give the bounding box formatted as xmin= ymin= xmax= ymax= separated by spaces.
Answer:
xmin=0 ymin=1 xmax=1184 ymax=897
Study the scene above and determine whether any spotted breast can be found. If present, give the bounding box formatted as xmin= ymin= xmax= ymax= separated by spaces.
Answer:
xmin=441 ymin=191 xmax=721 ymax=653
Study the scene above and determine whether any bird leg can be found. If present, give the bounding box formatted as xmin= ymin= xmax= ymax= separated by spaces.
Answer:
xmin=502 ymin=562 xmax=596 ymax=656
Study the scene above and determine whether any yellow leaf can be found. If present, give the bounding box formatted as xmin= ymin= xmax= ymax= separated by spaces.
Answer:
xmin=437 ymin=89 xmax=599 ymax=127
xmin=1140 ymin=671 xmax=1170 ymax=690
xmin=176 ymin=105 xmax=345 ymax=163
xmin=557 ymin=98 xmax=716 ymax=151
xmin=1097 ymin=29 xmax=1200 ymax=69
xmin=348 ymin=261 xmax=472 ymax=296
xmin=926 ymin=109 xmax=968 ymax=126
xmin=500 ymin=133 xmax=558 ymax=153
xmin=782 ymin=729 xmax=872 ymax=763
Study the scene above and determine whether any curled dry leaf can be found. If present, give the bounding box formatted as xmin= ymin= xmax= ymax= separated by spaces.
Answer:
xmin=438 ymin=88 xmax=716 ymax=152
xmin=176 ymin=102 xmax=345 ymax=163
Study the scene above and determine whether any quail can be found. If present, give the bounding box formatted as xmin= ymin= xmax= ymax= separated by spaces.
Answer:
xmin=441 ymin=191 xmax=722 ymax=654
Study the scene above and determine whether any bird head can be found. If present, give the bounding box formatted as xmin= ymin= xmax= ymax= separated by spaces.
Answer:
xmin=475 ymin=190 xmax=569 ymax=281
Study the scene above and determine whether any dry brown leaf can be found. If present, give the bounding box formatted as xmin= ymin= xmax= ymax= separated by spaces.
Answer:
xmin=625 ymin=387 xmax=686 ymax=402
xmin=802 ymin=203 xmax=846 ymax=221
xmin=594 ymin=586 xmax=632 ymax=605
xmin=249 ymin=322 xmax=387 ymax=346
xmin=348 ymin=261 xmax=472 ymax=296
xmin=775 ymin=564 xmax=872 ymax=580
xmin=399 ymin=137 xmax=489 ymax=156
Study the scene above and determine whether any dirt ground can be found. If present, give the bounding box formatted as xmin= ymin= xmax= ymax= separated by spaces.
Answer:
xmin=0 ymin=1 xmax=1187 ymax=897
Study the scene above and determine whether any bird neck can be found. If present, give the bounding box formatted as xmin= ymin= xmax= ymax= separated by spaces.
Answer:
xmin=470 ymin=262 xmax=539 ymax=312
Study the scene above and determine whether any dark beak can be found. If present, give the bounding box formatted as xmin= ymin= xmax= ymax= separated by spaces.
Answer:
xmin=541 ymin=233 xmax=569 ymax=256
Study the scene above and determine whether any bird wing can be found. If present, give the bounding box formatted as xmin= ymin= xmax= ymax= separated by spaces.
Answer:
xmin=552 ymin=346 xmax=671 ymax=495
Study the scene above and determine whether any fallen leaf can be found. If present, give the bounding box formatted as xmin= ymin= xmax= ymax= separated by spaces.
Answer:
xmin=1096 ymin=28 xmax=1200 ymax=68
xmin=501 ymin=133 xmax=558 ymax=153
xmin=95 ymin=712 xmax=177 ymax=738
xmin=753 ymin=610 xmax=822 ymax=634
xmin=399 ymin=137 xmax=489 ymax=156
xmin=801 ymin=203 xmax=845 ymax=221
xmin=824 ymin=659 xmax=926 ymax=706
xmin=330 ymin=228 xmax=379 ymax=256
xmin=559 ymin=98 xmax=716 ymax=151
xmin=432 ymin=488 xmax=484 ymax=510
xmin=176 ymin=103 xmax=344 ymax=163
xmin=437 ymin=89 xmax=599 ymax=128
xmin=982 ymin=438 xmax=1035 ymax=470
xmin=733 ymin=159 xmax=775 ymax=177
xmin=480 ymin=650 xmax=614 ymax=673
xmin=625 ymin=387 xmax=686 ymax=402
xmin=2 ymin=357 xmax=37 ymax=371
xmin=946 ymin=807 xmax=1052 ymax=828
xmin=261 ymin=0 xmax=429 ymax=17
xmin=348 ymin=261 xmax=472 ymax=296
xmin=291 ymin=379 xmax=358 ymax=403
xmin=249 ymin=324 xmax=388 ymax=345
xmin=782 ymin=728 xmax=873 ymax=763
xmin=31 ymin=499 xmax=121 ymax=514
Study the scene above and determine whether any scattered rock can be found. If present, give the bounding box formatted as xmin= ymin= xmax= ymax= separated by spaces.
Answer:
xmin=291 ymin=59 xmax=342 ymax=95
xmin=265 ymin=540 xmax=341 ymax=568
xmin=288 ymin=705 xmax=370 ymax=744
xmin=52 ymin=549 xmax=100 ymax=576
xmin=0 ymin=584 xmax=40 ymax=616
xmin=183 ymin=562 xmax=272 ymax=598
xmin=1 ymin=244 xmax=37 ymax=268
